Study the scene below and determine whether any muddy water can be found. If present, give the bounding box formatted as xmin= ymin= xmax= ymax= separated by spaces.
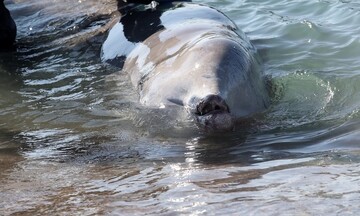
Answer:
xmin=1 ymin=0 xmax=360 ymax=215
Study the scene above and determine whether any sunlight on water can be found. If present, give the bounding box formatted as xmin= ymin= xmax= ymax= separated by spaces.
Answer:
xmin=1 ymin=0 xmax=360 ymax=215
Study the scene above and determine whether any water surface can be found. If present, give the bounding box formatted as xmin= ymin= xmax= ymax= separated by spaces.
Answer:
xmin=1 ymin=0 xmax=360 ymax=215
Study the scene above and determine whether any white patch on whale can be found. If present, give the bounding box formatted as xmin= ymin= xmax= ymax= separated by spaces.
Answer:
xmin=101 ymin=23 xmax=136 ymax=61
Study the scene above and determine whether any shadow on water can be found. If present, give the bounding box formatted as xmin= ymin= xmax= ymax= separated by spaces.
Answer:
xmin=0 ymin=128 xmax=24 ymax=182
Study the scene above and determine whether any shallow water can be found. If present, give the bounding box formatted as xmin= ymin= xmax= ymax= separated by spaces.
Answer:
xmin=1 ymin=0 xmax=360 ymax=215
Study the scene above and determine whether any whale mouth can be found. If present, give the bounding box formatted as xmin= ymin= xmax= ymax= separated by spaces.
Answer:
xmin=194 ymin=95 xmax=234 ymax=131
xmin=195 ymin=94 xmax=229 ymax=116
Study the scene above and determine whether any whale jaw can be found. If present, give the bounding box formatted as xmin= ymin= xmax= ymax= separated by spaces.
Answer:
xmin=195 ymin=111 xmax=235 ymax=131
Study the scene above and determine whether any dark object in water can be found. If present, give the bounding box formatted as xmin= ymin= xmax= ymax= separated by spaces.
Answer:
xmin=0 ymin=0 xmax=16 ymax=51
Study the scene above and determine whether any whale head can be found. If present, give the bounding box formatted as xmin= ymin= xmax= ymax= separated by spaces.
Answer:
xmin=102 ymin=2 xmax=269 ymax=131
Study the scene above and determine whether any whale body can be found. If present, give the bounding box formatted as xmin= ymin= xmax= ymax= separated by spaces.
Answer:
xmin=102 ymin=2 xmax=269 ymax=130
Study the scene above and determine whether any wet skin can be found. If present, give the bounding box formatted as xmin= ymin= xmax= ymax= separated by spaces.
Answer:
xmin=102 ymin=1 xmax=269 ymax=131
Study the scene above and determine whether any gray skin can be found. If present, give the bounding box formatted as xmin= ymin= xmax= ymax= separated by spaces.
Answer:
xmin=102 ymin=2 xmax=269 ymax=131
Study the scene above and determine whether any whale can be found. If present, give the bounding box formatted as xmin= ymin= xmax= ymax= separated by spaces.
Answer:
xmin=101 ymin=1 xmax=269 ymax=131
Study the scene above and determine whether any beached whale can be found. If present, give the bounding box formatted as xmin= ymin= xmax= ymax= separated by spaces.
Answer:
xmin=102 ymin=1 xmax=269 ymax=130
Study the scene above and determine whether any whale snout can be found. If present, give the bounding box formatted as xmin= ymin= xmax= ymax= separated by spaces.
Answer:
xmin=194 ymin=94 xmax=235 ymax=131
xmin=196 ymin=94 xmax=229 ymax=116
